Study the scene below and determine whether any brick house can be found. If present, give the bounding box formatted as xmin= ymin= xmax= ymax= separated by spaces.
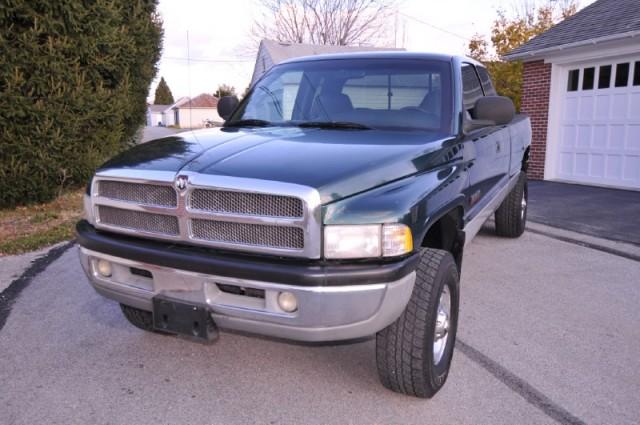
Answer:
xmin=504 ymin=0 xmax=640 ymax=190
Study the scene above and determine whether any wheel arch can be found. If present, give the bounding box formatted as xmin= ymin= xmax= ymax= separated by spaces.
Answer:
xmin=419 ymin=203 xmax=465 ymax=272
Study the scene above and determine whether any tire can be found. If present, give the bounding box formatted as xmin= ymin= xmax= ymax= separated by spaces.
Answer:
xmin=120 ymin=304 xmax=155 ymax=332
xmin=494 ymin=172 xmax=528 ymax=238
xmin=376 ymin=248 xmax=460 ymax=398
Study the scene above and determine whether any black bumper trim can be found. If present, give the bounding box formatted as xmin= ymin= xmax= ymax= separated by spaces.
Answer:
xmin=76 ymin=220 xmax=419 ymax=287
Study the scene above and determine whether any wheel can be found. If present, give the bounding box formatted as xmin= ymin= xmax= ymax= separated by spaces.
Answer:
xmin=494 ymin=172 xmax=528 ymax=238
xmin=376 ymin=248 xmax=460 ymax=398
xmin=120 ymin=304 xmax=155 ymax=332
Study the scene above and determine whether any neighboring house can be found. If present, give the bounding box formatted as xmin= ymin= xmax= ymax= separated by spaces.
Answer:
xmin=146 ymin=104 xmax=170 ymax=126
xmin=167 ymin=94 xmax=220 ymax=128
xmin=504 ymin=0 xmax=640 ymax=191
xmin=250 ymin=39 xmax=404 ymax=86
xmin=161 ymin=97 xmax=189 ymax=127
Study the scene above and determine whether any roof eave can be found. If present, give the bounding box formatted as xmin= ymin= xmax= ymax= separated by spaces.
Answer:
xmin=503 ymin=30 xmax=640 ymax=62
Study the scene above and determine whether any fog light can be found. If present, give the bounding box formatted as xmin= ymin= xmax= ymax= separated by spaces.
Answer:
xmin=277 ymin=291 xmax=298 ymax=312
xmin=96 ymin=259 xmax=112 ymax=277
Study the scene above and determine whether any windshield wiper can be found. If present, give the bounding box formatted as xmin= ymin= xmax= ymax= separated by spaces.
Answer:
xmin=225 ymin=119 xmax=273 ymax=128
xmin=295 ymin=121 xmax=371 ymax=130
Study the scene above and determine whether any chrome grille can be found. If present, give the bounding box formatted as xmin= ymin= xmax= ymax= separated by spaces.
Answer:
xmin=191 ymin=219 xmax=304 ymax=249
xmin=190 ymin=189 xmax=303 ymax=218
xmin=98 ymin=181 xmax=176 ymax=207
xmin=91 ymin=173 xmax=320 ymax=258
xmin=97 ymin=206 xmax=179 ymax=236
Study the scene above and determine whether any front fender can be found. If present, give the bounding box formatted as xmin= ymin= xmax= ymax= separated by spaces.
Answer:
xmin=322 ymin=164 xmax=469 ymax=246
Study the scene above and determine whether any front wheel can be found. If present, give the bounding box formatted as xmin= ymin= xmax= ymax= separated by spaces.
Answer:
xmin=376 ymin=248 xmax=460 ymax=398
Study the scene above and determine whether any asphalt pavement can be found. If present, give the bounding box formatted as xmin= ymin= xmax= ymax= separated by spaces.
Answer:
xmin=528 ymin=181 xmax=640 ymax=246
xmin=1 ymin=225 xmax=639 ymax=424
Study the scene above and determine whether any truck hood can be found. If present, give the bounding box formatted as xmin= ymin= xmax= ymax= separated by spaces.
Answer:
xmin=99 ymin=127 xmax=453 ymax=204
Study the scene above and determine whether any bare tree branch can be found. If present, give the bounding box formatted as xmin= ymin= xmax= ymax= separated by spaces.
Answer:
xmin=252 ymin=0 xmax=397 ymax=46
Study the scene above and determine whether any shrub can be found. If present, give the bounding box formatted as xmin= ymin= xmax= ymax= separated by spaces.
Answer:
xmin=0 ymin=0 xmax=162 ymax=207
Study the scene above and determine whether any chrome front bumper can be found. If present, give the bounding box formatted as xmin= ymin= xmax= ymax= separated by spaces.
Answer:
xmin=79 ymin=247 xmax=415 ymax=342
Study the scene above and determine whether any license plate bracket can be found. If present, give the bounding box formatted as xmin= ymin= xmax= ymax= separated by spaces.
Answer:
xmin=152 ymin=295 xmax=218 ymax=342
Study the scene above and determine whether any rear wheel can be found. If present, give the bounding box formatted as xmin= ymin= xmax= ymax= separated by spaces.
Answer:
xmin=376 ymin=248 xmax=460 ymax=398
xmin=495 ymin=172 xmax=528 ymax=238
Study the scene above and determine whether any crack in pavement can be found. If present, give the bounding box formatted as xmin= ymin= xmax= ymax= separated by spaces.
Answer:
xmin=0 ymin=241 xmax=75 ymax=331
xmin=456 ymin=339 xmax=586 ymax=425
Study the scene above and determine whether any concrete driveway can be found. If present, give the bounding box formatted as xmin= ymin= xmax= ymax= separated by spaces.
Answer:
xmin=1 ymin=226 xmax=639 ymax=424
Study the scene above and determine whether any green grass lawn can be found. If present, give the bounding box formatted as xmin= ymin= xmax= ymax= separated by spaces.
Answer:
xmin=0 ymin=190 xmax=83 ymax=256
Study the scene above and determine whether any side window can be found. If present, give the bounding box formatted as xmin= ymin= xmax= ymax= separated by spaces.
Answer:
xmin=461 ymin=64 xmax=484 ymax=115
xmin=476 ymin=67 xmax=496 ymax=96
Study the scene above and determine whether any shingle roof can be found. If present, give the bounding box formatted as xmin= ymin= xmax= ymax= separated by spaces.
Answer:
xmin=148 ymin=104 xmax=170 ymax=112
xmin=505 ymin=0 xmax=640 ymax=60
xmin=175 ymin=94 xmax=219 ymax=109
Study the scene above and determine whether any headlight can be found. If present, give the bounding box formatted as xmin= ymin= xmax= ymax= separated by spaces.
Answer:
xmin=324 ymin=224 xmax=413 ymax=259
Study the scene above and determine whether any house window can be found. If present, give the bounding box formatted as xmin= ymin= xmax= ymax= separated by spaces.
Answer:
xmin=567 ymin=69 xmax=579 ymax=91
xmin=598 ymin=65 xmax=612 ymax=89
xmin=634 ymin=61 xmax=640 ymax=86
xmin=582 ymin=67 xmax=595 ymax=90
xmin=615 ymin=63 xmax=630 ymax=87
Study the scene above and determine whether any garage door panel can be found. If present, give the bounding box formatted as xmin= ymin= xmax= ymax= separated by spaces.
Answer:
xmin=562 ymin=125 xmax=576 ymax=148
xmin=630 ymin=92 xmax=640 ymax=112
xmin=608 ymin=125 xmax=626 ymax=150
xmin=595 ymin=95 xmax=610 ymax=118
xmin=628 ymin=125 xmax=640 ymax=150
xmin=554 ymin=57 xmax=640 ymax=190
xmin=575 ymin=153 xmax=589 ymax=175
xmin=623 ymin=156 xmax=640 ymax=181
xmin=578 ymin=96 xmax=594 ymax=119
xmin=591 ymin=154 xmax=605 ymax=177
xmin=605 ymin=156 xmax=623 ymax=180
xmin=564 ymin=97 xmax=579 ymax=120
xmin=593 ymin=125 xmax=608 ymax=148
xmin=611 ymin=94 xmax=629 ymax=118
xmin=577 ymin=125 xmax=591 ymax=148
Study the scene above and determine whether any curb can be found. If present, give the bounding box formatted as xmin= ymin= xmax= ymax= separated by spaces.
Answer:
xmin=526 ymin=221 xmax=640 ymax=262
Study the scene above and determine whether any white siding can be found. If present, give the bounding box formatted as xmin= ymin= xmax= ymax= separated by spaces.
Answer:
xmin=174 ymin=108 xmax=221 ymax=128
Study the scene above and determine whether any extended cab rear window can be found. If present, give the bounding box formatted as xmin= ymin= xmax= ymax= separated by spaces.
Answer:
xmin=232 ymin=58 xmax=453 ymax=133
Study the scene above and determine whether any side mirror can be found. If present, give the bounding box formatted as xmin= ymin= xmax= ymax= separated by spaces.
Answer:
xmin=473 ymin=96 xmax=515 ymax=126
xmin=217 ymin=95 xmax=239 ymax=121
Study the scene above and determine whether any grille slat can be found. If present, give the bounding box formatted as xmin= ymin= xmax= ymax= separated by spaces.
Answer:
xmin=99 ymin=181 xmax=176 ymax=207
xmin=98 ymin=206 xmax=179 ymax=236
xmin=190 ymin=189 xmax=303 ymax=218
xmin=191 ymin=219 xmax=304 ymax=250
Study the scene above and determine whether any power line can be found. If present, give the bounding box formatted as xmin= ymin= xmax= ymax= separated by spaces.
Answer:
xmin=398 ymin=13 xmax=472 ymax=42
xmin=163 ymin=56 xmax=254 ymax=63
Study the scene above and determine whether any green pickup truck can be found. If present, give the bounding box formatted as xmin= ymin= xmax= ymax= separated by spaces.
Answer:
xmin=77 ymin=52 xmax=531 ymax=398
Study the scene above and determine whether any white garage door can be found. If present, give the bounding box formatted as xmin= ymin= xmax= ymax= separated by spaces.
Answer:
xmin=557 ymin=57 xmax=640 ymax=189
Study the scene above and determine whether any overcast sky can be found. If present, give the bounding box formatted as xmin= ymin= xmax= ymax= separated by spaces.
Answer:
xmin=151 ymin=0 xmax=595 ymax=102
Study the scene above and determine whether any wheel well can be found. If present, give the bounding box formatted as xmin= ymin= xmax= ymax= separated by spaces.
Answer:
xmin=522 ymin=146 xmax=530 ymax=172
xmin=421 ymin=207 xmax=465 ymax=271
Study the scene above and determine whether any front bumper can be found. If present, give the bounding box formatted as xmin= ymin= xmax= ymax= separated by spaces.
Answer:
xmin=77 ymin=222 xmax=418 ymax=342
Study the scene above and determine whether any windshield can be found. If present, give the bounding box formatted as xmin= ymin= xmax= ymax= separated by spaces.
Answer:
xmin=227 ymin=58 xmax=453 ymax=133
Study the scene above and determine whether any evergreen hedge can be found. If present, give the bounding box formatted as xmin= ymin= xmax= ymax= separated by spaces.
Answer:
xmin=0 ymin=1 xmax=162 ymax=207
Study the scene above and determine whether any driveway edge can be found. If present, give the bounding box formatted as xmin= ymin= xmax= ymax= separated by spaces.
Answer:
xmin=0 ymin=241 xmax=75 ymax=331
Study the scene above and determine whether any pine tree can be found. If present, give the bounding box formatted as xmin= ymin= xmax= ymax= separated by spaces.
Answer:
xmin=0 ymin=0 xmax=163 ymax=207
xmin=154 ymin=77 xmax=174 ymax=104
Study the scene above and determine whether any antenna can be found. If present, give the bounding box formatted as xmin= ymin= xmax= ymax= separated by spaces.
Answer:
xmin=187 ymin=30 xmax=193 ymax=129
